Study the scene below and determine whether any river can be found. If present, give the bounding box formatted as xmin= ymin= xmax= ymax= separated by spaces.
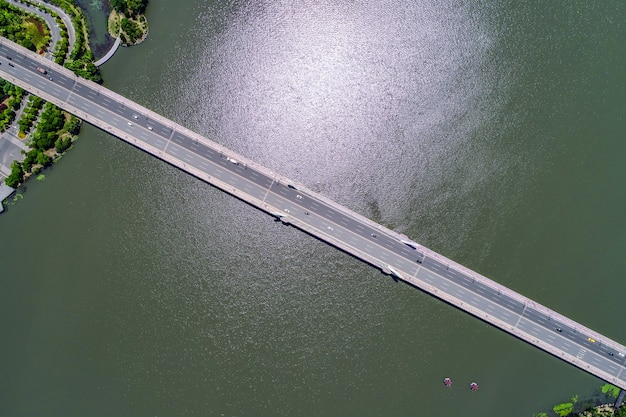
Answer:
xmin=1 ymin=0 xmax=625 ymax=415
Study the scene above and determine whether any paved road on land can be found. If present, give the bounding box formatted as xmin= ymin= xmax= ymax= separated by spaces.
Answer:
xmin=0 ymin=0 xmax=69 ymax=181
xmin=1 ymin=37 xmax=625 ymax=390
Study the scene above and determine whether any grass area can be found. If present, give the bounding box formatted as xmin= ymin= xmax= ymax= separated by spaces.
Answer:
xmin=23 ymin=17 xmax=48 ymax=50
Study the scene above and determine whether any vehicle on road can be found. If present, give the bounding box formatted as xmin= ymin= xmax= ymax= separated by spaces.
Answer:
xmin=37 ymin=67 xmax=47 ymax=74
xmin=133 ymin=114 xmax=138 ymax=119
xmin=401 ymin=239 xmax=419 ymax=249
xmin=587 ymin=337 xmax=596 ymax=343
xmin=147 ymin=126 xmax=153 ymax=131
xmin=8 ymin=63 xmax=14 ymax=67
xmin=227 ymin=157 xmax=238 ymax=164
xmin=127 ymin=122 xmax=132 ymax=126
xmin=48 ymin=77 xmax=53 ymax=81
xmin=288 ymin=184 xmax=298 ymax=190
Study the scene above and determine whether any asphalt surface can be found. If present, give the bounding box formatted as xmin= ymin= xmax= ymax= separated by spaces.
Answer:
xmin=1 ymin=37 xmax=625 ymax=389
xmin=0 ymin=127 xmax=26 ymax=178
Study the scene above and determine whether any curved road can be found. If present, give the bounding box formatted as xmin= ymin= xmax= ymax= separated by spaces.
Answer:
xmin=5 ymin=0 xmax=75 ymax=59
xmin=1 ymin=37 xmax=625 ymax=390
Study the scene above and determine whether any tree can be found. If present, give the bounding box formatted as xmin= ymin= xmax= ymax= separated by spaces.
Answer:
xmin=126 ymin=0 xmax=147 ymax=15
xmin=8 ymin=97 xmax=20 ymax=110
xmin=39 ymin=103 xmax=64 ymax=133
xmin=36 ymin=151 xmax=52 ymax=167
xmin=23 ymin=149 xmax=38 ymax=166
xmin=121 ymin=18 xmax=142 ymax=43
xmin=64 ymin=116 xmax=81 ymax=135
xmin=20 ymin=37 xmax=35 ymax=51
xmin=55 ymin=136 xmax=71 ymax=153
xmin=110 ymin=0 xmax=126 ymax=12
xmin=5 ymin=161 xmax=24 ymax=188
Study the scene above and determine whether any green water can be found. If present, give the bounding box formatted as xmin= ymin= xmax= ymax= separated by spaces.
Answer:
xmin=1 ymin=1 xmax=625 ymax=415
xmin=73 ymin=0 xmax=114 ymax=58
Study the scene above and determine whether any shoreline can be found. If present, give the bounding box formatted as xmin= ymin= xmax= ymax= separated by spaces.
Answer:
xmin=0 ymin=0 xmax=97 ymax=200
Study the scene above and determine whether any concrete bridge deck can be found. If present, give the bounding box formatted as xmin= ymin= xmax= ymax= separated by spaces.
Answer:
xmin=1 ymin=37 xmax=625 ymax=390
xmin=94 ymin=37 xmax=121 ymax=67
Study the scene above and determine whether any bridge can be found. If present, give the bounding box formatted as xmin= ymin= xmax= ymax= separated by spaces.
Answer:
xmin=2 ymin=37 xmax=625 ymax=392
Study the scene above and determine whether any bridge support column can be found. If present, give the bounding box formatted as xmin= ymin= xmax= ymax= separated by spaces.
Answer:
xmin=615 ymin=389 xmax=625 ymax=409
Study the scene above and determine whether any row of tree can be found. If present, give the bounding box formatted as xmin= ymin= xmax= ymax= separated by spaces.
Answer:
xmin=17 ymin=95 xmax=43 ymax=135
xmin=0 ymin=79 xmax=23 ymax=132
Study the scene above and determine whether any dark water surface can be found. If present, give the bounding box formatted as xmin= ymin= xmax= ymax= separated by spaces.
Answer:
xmin=74 ymin=0 xmax=114 ymax=58
xmin=1 ymin=0 xmax=625 ymax=415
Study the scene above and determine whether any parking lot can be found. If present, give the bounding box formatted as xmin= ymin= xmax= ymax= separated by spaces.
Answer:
xmin=0 ymin=125 xmax=27 ymax=183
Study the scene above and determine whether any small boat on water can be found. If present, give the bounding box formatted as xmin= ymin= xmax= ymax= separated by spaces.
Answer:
xmin=470 ymin=382 xmax=479 ymax=391
xmin=443 ymin=377 xmax=452 ymax=387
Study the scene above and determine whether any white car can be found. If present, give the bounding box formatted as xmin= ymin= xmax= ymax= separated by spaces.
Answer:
xmin=127 ymin=122 xmax=132 ymax=126
xmin=227 ymin=157 xmax=238 ymax=164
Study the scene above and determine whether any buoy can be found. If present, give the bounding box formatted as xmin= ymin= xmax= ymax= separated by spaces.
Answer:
xmin=470 ymin=382 xmax=479 ymax=391
xmin=443 ymin=377 xmax=452 ymax=387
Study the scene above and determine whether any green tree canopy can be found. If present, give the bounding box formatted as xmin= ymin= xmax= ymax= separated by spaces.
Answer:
xmin=5 ymin=161 xmax=24 ymax=188
xmin=110 ymin=0 xmax=126 ymax=12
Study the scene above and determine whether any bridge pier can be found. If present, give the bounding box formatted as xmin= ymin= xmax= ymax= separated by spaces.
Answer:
xmin=615 ymin=389 xmax=625 ymax=409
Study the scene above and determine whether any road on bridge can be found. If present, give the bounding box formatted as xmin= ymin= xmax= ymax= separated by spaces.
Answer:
xmin=1 ymin=37 xmax=625 ymax=390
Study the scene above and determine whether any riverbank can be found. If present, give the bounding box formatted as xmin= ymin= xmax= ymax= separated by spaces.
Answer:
xmin=0 ymin=0 xmax=98 ymax=197
xmin=579 ymin=403 xmax=624 ymax=417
